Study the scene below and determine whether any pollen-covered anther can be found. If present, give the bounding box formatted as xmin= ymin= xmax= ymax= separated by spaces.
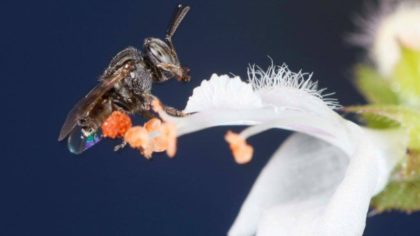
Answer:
xmin=101 ymin=111 xmax=132 ymax=139
xmin=163 ymin=122 xmax=177 ymax=158
xmin=123 ymin=118 xmax=178 ymax=158
xmin=144 ymin=118 xmax=168 ymax=152
xmin=224 ymin=130 xmax=254 ymax=164
xmin=123 ymin=126 xmax=153 ymax=159
xmin=145 ymin=119 xmax=178 ymax=157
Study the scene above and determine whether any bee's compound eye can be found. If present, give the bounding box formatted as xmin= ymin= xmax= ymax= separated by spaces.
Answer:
xmin=144 ymin=38 xmax=177 ymax=65
xmin=150 ymin=45 xmax=165 ymax=58
xmin=153 ymin=48 xmax=163 ymax=57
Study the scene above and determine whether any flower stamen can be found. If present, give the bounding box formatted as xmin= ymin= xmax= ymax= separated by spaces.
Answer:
xmin=225 ymin=130 xmax=254 ymax=164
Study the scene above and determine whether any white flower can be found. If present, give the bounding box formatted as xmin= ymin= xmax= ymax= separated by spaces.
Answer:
xmin=351 ymin=0 xmax=420 ymax=76
xmin=156 ymin=64 xmax=408 ymax=236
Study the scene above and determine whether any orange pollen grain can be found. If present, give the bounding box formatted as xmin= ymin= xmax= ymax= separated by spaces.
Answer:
xmin=122 ymin=117 xmax=178 ymax=159
xmin=144 ymin=118 xmax=162 ymax=132
xmin=124 ymin=126 xmax=149 ymax=149
xmin=144 ymin=118 xmax=167 ymax=152
xmin=101 ymin=111 xmax=132 ymax=139
xmin=124 ymin=126 xmax=154 ymax=159
xmin=225 ymin=130 xmax=254 ymax=164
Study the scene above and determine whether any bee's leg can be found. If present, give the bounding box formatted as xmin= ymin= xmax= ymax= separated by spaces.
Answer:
xmin=162 ymin=106 xmax=186 ymax=117
xmin=140 ymin=110 xmax=158 ymax=120
xmin=77 ymin=117 xmax=99 ymax=137
xmin=114 ymin=141 xmax=127 ymax=152
xmin=141 ymin=104 xmax=186 ymax=118
xmin=143 ymin=94 xmax=188 ymax=117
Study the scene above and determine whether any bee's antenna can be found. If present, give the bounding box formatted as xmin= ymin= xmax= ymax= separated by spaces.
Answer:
xmin=165 ymin=4 xmax=190 ymax=46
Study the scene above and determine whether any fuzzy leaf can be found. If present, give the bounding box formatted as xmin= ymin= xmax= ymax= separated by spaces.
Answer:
xmin=371 ymin=177 xmax=420 ymax=213
xmin=354 ymin=65 xmax=399 ymax=104
xmin=345 ymin=105 xmax=420 ymax=149
xmin=347 ymin=105 xmax=420 ymax=212
xmin=403 ymin=150 xmax=420 ymax=179
xmin=391 ymin=47 xmax=420 ymax=107
xmin=358 ymin=113 xmax=400 ymax=129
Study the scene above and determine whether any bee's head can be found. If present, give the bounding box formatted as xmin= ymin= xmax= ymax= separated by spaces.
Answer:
xmin=144 ymin=37 xmax=190 ymax=82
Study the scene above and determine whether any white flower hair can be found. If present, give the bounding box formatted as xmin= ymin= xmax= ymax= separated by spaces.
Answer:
xmin=247 ymin=63 xmax=341 ymax=110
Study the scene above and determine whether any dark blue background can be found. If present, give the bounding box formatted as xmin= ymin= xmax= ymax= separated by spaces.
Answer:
xmin=1 ymin=0 xmax=419 ymax=235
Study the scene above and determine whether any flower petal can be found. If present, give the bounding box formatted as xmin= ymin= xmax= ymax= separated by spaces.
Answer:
xmin=228 ymin=133 xmax=348 ymax=236
xmin=228 ymin=127 xmax=407 ymax=236
xmin=156 ymin=71 xmax=407 ymax=235
xmin=161 ymin=75 xmax=352 ymax=153
xmin=184 ymin=74 xmax=262 ymax=113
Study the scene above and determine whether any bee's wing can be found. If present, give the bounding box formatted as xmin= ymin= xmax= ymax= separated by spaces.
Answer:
xmin=58 ymin=71 xmax=126 ymax=141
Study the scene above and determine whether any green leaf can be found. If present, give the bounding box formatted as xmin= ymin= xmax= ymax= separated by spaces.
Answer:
xmin=350 ymin=45 xmax=420 ymax=213
xmin=372 ymin=150 xmax=420 ymax=213
xmin=354 ymin=65 xmax=399 ymax=104
xmin=403 ymin=150 xmax=420 ymax=179
xmin=346 ymin=106 xmax=420 ymax=212
xmin=358 ymin=112 xmax=400 ymax=129
xmin=345 ymin=105 xmax=420 ymax=149
xmin=371 ymin=176 xmax=420 ymax=213
xmin=391 ymin=46 xmax=420 ymax=107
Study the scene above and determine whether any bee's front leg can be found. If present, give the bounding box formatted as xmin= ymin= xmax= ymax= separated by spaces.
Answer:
xmin=143 ymin=94 xmax=187 ymax=117
xmin=162 ymin=106 xmax=186 ymax=117
xmin=140 ymin=110 xmax=158 ymax=120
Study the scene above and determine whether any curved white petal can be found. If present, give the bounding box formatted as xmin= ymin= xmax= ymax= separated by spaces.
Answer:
xmin=229 ymin=127 xmax=406 ymax=236
xmin=162 ymin=74 xmax=352 ymax=154
xmin=156 ymin=72 xmax=407 ymax=236
xmin=184 ymin=74 xmax=263 ymax=113
xmin=228 ymin=133 xmax=350 ymax=236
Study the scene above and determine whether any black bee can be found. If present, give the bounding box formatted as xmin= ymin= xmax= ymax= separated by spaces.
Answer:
xmin=58 ymin=4 xmax=191 ymax=154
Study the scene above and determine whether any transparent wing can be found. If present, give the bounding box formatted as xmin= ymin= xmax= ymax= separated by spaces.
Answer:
xmin=58 ymin=69 xmax=126 ymax=141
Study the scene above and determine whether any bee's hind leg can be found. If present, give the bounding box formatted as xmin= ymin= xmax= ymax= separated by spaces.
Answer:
xmin=114 ymin=141 xmax=127 ymax=152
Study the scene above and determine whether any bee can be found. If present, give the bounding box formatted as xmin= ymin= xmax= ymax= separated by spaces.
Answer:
xmin=58 ymin=4 xmax=191 ymax=154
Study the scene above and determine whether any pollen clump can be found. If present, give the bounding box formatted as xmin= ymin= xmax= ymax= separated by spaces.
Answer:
xmin=101 ymin=103 xmax=178 ymax=159
xmin=101 ymin=111 xmax=132 ymax=138
xmin=225 ymin=130 xmax=254 ymax=164
xmin=144 ymin=118 xmax=167 ymax=152
xmin=121 ymin=118 xmax=178 ymax=158
xmin=124 ymin=126 xmax=153 ymax=159
xmin=144 ymin=118 xmax=177 ymax=157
